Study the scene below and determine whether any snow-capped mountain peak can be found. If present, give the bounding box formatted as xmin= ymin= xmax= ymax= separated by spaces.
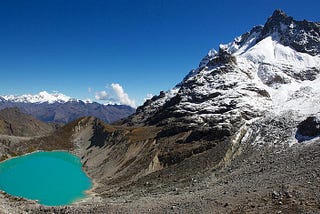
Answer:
xmin=1 ymin=91 xmax=72 ymax=104
xmin=135 ymin=10 xmax=320 ymax=134
xmin=260 ymin=9 xmax=294 ymax=37
xmin=219 ymin=12 xmax=319 ymax=56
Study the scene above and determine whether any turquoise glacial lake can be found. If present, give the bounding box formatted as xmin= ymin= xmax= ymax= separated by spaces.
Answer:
xmin=0 ymin=151 xmax=92 ymax=206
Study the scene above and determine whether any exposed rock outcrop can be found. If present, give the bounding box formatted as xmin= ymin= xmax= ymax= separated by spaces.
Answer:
xmin=296 ymin=115 xmax=320 ymax=142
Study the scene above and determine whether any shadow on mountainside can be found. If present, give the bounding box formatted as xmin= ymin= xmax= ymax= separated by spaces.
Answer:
xmin=88 ymin=120 xmax=109 ymax=149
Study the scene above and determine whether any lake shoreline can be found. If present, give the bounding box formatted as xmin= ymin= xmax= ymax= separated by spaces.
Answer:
xmin=0 ymin=150 xmax=94 ymax=207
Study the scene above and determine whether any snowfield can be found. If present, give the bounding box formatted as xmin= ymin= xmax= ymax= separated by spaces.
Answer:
xmin=2 ymin=91 xmax=73 ymax=104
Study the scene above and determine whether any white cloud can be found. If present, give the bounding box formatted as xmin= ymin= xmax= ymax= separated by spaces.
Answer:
xmin=110 ymin=83 xmax=136 ymax=108
xmin=95 ymin=90 xmax=108 ymax=100
xmin=144 ymin=93 xmax=153 ymax=101
xmin=83 ymin=98 xmax=93 ymax=103
xmin=92 ymin=83 xmax=136 ymax=108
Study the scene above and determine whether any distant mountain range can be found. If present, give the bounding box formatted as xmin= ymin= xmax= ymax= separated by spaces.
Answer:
xmin=0 ymin=91 xmax=135 ymax=124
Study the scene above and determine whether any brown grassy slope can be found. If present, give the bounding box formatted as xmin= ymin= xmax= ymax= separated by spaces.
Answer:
xmin=21 ymin=117 xmax=89 ymax=152
xmin=0 ymin=107 xmax=55 ymax=137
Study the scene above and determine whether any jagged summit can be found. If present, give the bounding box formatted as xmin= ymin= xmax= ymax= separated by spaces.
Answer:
xmin=262 ymin=9 xmax=293 ymax=32
xmin=258 ymin=9 xmax=294 ymax=42
xmin=260 ymin=10 xmax=320 ymax=55
xmin=219 ymin=10 xmax=320 ymax=56
xmin=271 ymin=9 xmax=289 ymax=18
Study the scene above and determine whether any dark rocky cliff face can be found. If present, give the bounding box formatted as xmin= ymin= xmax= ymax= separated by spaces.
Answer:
xmin=259 ymin=10 xmax=320 ymax=56
xmin=296 ymin=116 xmax=320 ymax=142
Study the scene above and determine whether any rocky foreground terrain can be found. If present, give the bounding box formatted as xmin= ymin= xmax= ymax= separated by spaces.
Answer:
xmin=0 ymin=10 xmax=320 ymax=213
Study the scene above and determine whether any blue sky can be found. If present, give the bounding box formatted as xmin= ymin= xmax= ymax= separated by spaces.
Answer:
xmin=0 ymin=0 xmax=319 ymax=107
